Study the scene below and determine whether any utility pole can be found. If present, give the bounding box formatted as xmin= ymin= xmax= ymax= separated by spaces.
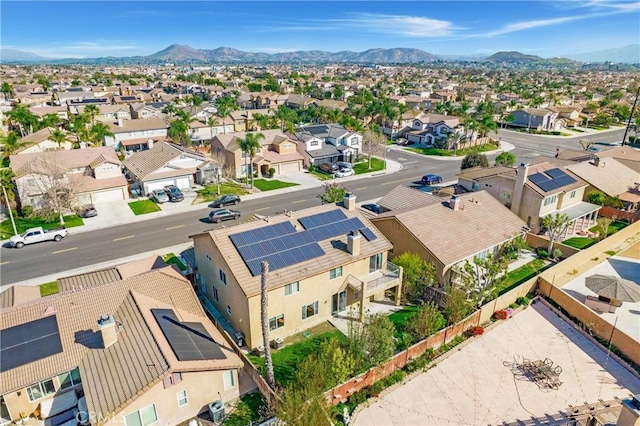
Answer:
xmin=621 ymin=84 xmax=640 ymax=147
xmin=1 ymin=184 xmax=17 ymax=236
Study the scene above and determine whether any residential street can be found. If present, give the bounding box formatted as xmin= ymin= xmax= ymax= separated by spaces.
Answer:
xmin=0 ymin=128 xmax=627 ymax=286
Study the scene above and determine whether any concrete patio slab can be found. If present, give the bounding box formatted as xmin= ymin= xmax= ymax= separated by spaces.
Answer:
xmin=354 ymin=302 xmax=639 ymax=426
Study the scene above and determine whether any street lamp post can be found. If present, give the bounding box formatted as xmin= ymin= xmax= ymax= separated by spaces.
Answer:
xmin=216 ymin=168 xmax=223 ymax=196
xmin=622 ymin=84 xmax=640 ymax=146
xmin=1 ymin=184 xmax=17 ymax=236
xmin=383 ymin=147 xmax=389 ymax=170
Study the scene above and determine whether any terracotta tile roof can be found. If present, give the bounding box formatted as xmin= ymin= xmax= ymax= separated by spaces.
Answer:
xmin=213 ymin=129 xmax=293 ymax=151
xmin=567 ymin=158 xmax=639 ymax=197
xmin=58 ymin=268 xmax=122 ymax=292
xmin=595 ymin=146 xmax=640 ymax=162
xmin=376 ymin=185 xmax=443 ymax=211
xmin=0 ymin=286 xmax=41 ymax=309
xmin=68 ymin=174 xmax=129 ymax=192
xmin=122 ymin=141 xmax=208 ymax=181
xmin=523 ymin=162 xmax=587 ymax=196
xmin=372 ymin=191 xmax=528 ymax=267
xmin=191 ymin=204 xmax=392 ymax=298
xmin=20 ymin=127 xmax=57 ymax=144
xmin=457 ymin=166 xmax=514 ymax=180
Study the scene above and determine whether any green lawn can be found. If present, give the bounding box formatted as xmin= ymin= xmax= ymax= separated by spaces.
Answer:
xmin=128 ymin=200 xmax=161 ymax=215
xmin=194 ymin=182 xmax=250 ymax=203
xmin=407 ymin=142 xmax=498 ymax=157
xmin=310 ymin=170 xmax=334 ymax=181
xmin=39 ymin=281 xmax=60 ymax=297
xmin=252 ymin=179 xmax=299 ymax=191
xmin=492 ymin=258 xmax=550 ymax=296
xmin=222 ymin=392 xmax=266 ymax=426
xmin=563 ymin=237 xmax=596 ymax=250
xmin=247 ymin=329 xmax=346 ymax=386
xmin=1 ymin=214 xmax=84 ymax=238
xmin=163 ymin=253 xmax=186 ymax=271
xmin=388 ymin=305 xmax=419 ymax=335
xmin=353 ymin=157 xmax=386 ymax=174
xmin=589 ymin=220 xmax=628 ymax=236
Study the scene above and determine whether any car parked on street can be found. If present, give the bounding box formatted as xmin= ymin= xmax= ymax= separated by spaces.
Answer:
xmin=210 ymin=194 xmax=241 ymax=208
xmin=77 ymin=205 xmax=98 ymax=218
xmin=421 ymin=174 xmax=443 ymax=185
xmin=9 ymin=227 xmax=67 ymax=248
xmin=208 ymin=208 xmax=241 ymax=223
xmin=164 ymin=185 xmax=184 ymax=202
xmin=335 ymin=168 xmax=355 ymax=178
xmin=361 ymin=203 xmax=383 ymax=214
xmin=150 ymin=189 xmax=170 ymax=203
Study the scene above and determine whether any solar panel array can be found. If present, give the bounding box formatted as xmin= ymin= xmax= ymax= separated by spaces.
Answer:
xmin=229 ymin=209 xmax=378 ymax=276
xmin=152 ymin=309 xmax=225 ymax=361
xmin=0 ymin=315 xmax=63 ymax=372
xmin=528 ymin=168 xmax=576 ymax=193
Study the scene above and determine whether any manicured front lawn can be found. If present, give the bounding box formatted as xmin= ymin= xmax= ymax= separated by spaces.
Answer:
xmin=163 ymin=253 xmax=186 ymax=271
xmin=589 ymin=220 xmax=628 ymax=236
xmin=194 ymin=182 xmax=250 ymax=204
xmin=253 ymin=179 xmax=299 ymax=191
xmin=407 ymin=142 xmax=498 ymax=157
xmin=223 ymin=392 xmax=266 ymax=426
xmin=310 ymin=170 xmax=334 ymax=181
xmin=128 ymin=200 xmax=161 ymax=215
xmin=247 ymin=329 xmax=346 ymax=386
xmin=353 ymin=157 xmax=386 ymax=174
xmin=493 ymin=258 xmax=549 ymax=296
xmin=1 ymin=213 xmax=84 ymax=238
xmin=563 ymin=237 xmax=596 ymax=250
xmin=40 ymin=281 xmax=60 ymax=297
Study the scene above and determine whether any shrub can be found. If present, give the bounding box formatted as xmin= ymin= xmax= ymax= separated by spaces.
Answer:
xmin=19 ymin=205 xmax=34 ymax=217
xmin=471 ymin=326 xmax=484 ymax=336
xmin=552 ymin=248 xmax=563 ymax=260
xmin=537 ymin=249 xmax=549 ymax=259
xmin=516 ymin=296 xmax=530 ymax=306
xmin=509 ymin=303 xmax=518 ymax=309
xmin=494 ymin=310 xmax=508 ymax=320
xmin=268 ymin=167 xmax=276 ymax=177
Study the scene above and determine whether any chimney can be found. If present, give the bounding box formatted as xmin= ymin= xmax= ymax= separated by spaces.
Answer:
xmin=347 ymin=230 xmax=361 ymax=256
xmin=97 ymin=315 xmax=118 ymax=349
xmin=448 ymin=195 xmax=461 ymax=211
xmin=148 ymin=139 xmax=154 ymax=149
xmin=117 ymin=118 xmax=123 ymax=127
xmin=511 ymin=163 xmax=529 ymax=216
xmin=344 ymin=192 xmax=356 ymax=211
xmin=593 ymin=156 xmax=600 ymax=167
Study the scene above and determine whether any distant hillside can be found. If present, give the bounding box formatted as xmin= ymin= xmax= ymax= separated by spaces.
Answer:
xmin=563 ymin=44 xmax=640 ymax=64
xmin=0 ymin=48 xmax=49 ymax=62
xmin=146 ymin=44 xmax=209 ymax=61
xmin=485 ymin=51 xmax=543 ymax=63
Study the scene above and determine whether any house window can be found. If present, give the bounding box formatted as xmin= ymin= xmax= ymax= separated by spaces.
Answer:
xmin=543 ymin=195 xmax=557 ymax=206
xmin=285 ymin=282 xmax=300 ymax=296
xmin=329 ymin=266 xmax=343 ymax=280
xmin=58 ymin=368 xmax=82 ymax=390
xmin=471 ymin=181 xmax=479 ymax=191
xmin=570 ymin=190 xmax=576 ymax=198
xmin=501 ymin=191 xmax=511 ymax=200
xmin=302 ymin=301 xmax=319 ymax=320
xmin=226 ymin=305 xmax=232 ymax=316
xmin=26 ymin=379 xmax=55 ymax=401
xmin=125 ymin=403 xmax=158 ymax=426
xmin=369 ymin=253 xmax=383 ymax=273
xmin=269 ymin=314 xmax=285 ymax=330
xmin=223 ymin=370 xmax=235 ymax=390
xmin=310 ymin=141 xmax=319 ymax=147
xmin=212 ymin=286 xmax=219 ymax=302
xmin=206 ymin=254 xmax=212 ymax=262
xmin=219 ymin=269 xmax=227 ymax=285
xmin=177 ymin=390 xmax=188 ymax=407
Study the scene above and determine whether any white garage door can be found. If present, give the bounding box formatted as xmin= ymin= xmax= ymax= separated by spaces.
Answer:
xmin=145 ymin=180 xmax=173 ymax=194
xmin=91 ymin=188 xmax=125 ymax=204
xmin=278 ymin=162 xmax=300 ymax=175
xmin=175 ymin=177 xmax=190 ymax=189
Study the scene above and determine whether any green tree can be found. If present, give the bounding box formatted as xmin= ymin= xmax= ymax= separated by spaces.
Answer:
xmin=69 ymin=113 xmax=91 ymax=145
xmin=391 ymin=252 xmax=437 ymax=302
xmin=83 ymin=104 xmax=100 ymax=126
xmin=36 ymin=113 xmax=61 ymax=132
xmin=444 ymin=287 xmax=473 ymax=325
xmin=460 ymin=254 xmax=508 ymax=306
xmin=89 ymin=122 xmax=114 ymax=145
xmin=49 ymin=128 xmax=73 ymax=148
xmin=587 ymin=190 xmax=607 ymax=205
xmin=446 ymin=132 xmax=467 ymax=156
xmin=362 ymin=129 xmax=386 ymax=169
xmin=317 ymin=182 xmax=346 ymax=204
xmin=318 ymin=338 xmax=355 ymax=385
xmin=1 ymin=82 xmax=13 ymax=96
xmin=1 ymin=131 xmax=26 ymax=157
xmin=596 ymin=216 xmax=615 ymax=239
xmin=365 ymin=313 xmax=396 ymax=366
xmin=494 ymin=151 xmax=516 ymax=167
xmin=461 ymin=152 xmax=489 ymax=170
xmin=540 ymin=213 xmax=571 ymax=253
xmin=406 ymin=302 xmax=446 ymax=343
xmin=0 ymin=169 xmax=16 ymax=208
xmin=168 ymin=119 xmax=190 ymax=147
xmin=238 ymin=132 xmax=264 ymax=189
xmin=6 ymin=105 xmax=38 ymax=136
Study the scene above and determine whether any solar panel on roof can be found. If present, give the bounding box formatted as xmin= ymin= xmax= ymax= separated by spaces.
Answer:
xmin=545 ymin=168 xmax=566 ymax=179
xmin=359 ymin=227 xmax=378 ymax=241
xmin=554 ymin=175 xmax=577 ymax=187
xmin=299 ymin=210 xmax=348 ymax=229
xmin=537 ymin=180 xmax=560 ymax=192
xmin=0 ymin=315 xmax=63 ymax=372
xmin=151 ymin=309 xmax=224 ymax=361
xmin=528 ymin=173 xmax=550 ymax=185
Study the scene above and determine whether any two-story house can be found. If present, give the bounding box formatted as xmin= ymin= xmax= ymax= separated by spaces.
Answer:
xmin=406 ymin=113 xmax=461 ymax=146
xmin=190 ymin=194 xmax=402 ymax=350
xmin=104 ymin=118 xmax=169 ymax=148
xmin=10 ymin=146 xmax=129 ymax=207
xmin=510 ymin=109 xmax=561 ymax=131
xmin=211 ymin=130 xmax=304 ymax=178
xmin=0 ymin=258 xmax=243 ymax=426
xmin=228 ymin=109 xmax=273 ymax=132
xmin=292 ymin=123 xmax=362 ymax=167
xmin=457 ymin=162 xmax=601 ymax=235
xmin=123 ymin=141 xmax=219 ymax=195
xmin=70 ymin=104 xmax=132 ymax=122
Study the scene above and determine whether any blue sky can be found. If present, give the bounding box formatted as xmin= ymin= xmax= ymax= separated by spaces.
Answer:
xmin=2 ymin=1 xmax=639 ymax=58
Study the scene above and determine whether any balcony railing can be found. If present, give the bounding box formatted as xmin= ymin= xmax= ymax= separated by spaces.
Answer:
xmin=366 ymin=261 xmax=401 ymax=294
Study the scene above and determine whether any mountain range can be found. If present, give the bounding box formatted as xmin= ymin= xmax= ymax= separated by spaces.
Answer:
xmin=1 ymin=43 xmax=638 ymax=64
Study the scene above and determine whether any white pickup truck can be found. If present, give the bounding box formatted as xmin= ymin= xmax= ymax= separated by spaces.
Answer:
xmin=9 ymin=227 xmax=68 ymax=248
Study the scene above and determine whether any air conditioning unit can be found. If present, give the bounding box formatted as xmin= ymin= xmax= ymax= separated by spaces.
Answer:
xmin=208 ymin=400 xmax=225 ymax=422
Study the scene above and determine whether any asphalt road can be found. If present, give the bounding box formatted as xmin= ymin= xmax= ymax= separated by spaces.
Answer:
xmin=0 ymin=128 xmax=627 ymax=286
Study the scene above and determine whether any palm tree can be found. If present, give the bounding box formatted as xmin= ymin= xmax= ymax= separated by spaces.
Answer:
xmin=69 ymin=113 xmax=90 ymax=145
xmin=189 ymin=94 xmax=204 ymax=117
xmin=84 ymin=104 xmax=100 ymax=126
xmin=168 ymin=119 xmax=190 ymax=147
xmin=36 ymin=113 xmax=61 ymax=132
xmin=238 ymin=132 xmax=264 ymax=188
xmin=446 ymin=132 xmax=467 ymax=156
xmin=89 ymin=122 xmax=114 ymax=146
xmin=464 ymin=118 xmax=480 ymax=145
xmin=49 ymin=128 xmax=73 ymax=148
xmin=207 ymin=116 xmax=220 ymax=140
xmin=6 ymin=105 xmax=38 ymax=136
xmin=260 ymin=261 xmax=276 ymax=389
xmin=1 ymin=131 xmax=26 ymax=157
xmin=476 ymin=115 xmax=498 ymax=143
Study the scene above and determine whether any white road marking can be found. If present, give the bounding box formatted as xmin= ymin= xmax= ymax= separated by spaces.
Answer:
xmin=292 ymin=199 xmax=306 ymax=204
xmin=356 ymin=187 xmax=368 ymax=190
xmin=254 ymin=207 xmax=270 ymax=212
xmin=403 ymin=161 xmax=418 ymax=165
xmin=0 ymin=261 xmax=9 ymax=265
xmin=165 ymin=225 xmax=185 ymax=230
xmin=113 ymin=235 xmax=135 ymax=241
xmin=52 ymin=247 xmax=77 ymax=254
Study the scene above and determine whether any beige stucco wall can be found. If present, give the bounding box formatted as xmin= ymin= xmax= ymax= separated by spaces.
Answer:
xmin=2 ymin=374 xmax=81 ymax=421
xmin=103 ymin=370 xmax=239 ymax=426
xmin=94 ymin=163 xmax=123 ymax=180
xmin=20 ymin=140 xmax=74 ymax=154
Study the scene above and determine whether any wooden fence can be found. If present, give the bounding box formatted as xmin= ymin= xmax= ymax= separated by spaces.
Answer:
xmin=598 ymin=206 xmax=640 ymax=223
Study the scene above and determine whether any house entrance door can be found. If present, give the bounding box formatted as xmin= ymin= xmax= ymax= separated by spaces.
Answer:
xmin=331 ymin=290 xmax=347 ymax=315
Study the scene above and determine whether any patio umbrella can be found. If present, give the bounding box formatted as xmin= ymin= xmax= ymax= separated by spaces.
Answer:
xmin=585 ymin=274 xmax=640 ymax=303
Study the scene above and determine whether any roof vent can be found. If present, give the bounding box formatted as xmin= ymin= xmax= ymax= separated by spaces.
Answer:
xmin=97 ymin=314 xmax=118 ymax=349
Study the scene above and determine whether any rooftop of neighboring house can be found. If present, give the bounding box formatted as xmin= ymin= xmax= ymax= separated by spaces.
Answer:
xmin=520 ymin=108 xmax=555 ymax=117
xmin=372 ymin=190 xmax=528 ymax=267
xmin=28 ymin=105 xmax=68 ymax=117
xmin=228 ymin=108 xmax=273 ymax=121
xmin=18 ymin=127 xmax=62 ymax=146
xmin=294 ymin=123 xmax=356 ymax=142
xmin=213 ymin=129 xmax=295 ymax=151
xmin=10 ymin=146 xmax=121 ymax=177
xmin=566 ymin=158 xmax=640 ymax=198
xmin=190 ymin=202 xmax=392 ymax=298
xmin=0 ymin=285 xmax=41 ymax=309
xmin=376 ymin=185 xmax=444 ymax=211
xmin=123 ymin=141 xmax=210 ymax=180
xmin=0 ymin=259 xmax=242 ymax=420
xmin=106 ymin=117 xmax=168 ymax=133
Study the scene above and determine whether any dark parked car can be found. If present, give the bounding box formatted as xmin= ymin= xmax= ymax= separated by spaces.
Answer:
xmin=77 ymin=205 xmax=98 ymax=218
xmin=210 ymin=194 xmax=241 ymax=208
xmin=209 ymin=208 xmax=240 ymax=223
xmin=164 ymin=185 xmax=184 ymax=202
xmin=317 ymin=163 xmax=336 ymax=174
xmin=361 ymin=203 xmax=383 ymax=214
xmin=421 ymin=174 xmax=443 ymax=185
xmin=335 ymin=161 xmax=353 ymax=170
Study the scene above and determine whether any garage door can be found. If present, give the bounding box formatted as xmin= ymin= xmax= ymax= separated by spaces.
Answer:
xmin=278 ymin=162 xmax=300 ymax=175
xmin=175 ymin=177 xmax=190 ymax=189
xmin=145 ymin=180 xmax=172 ymax=194
xmin=91 ymin=188 xmax=125 ymax=204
